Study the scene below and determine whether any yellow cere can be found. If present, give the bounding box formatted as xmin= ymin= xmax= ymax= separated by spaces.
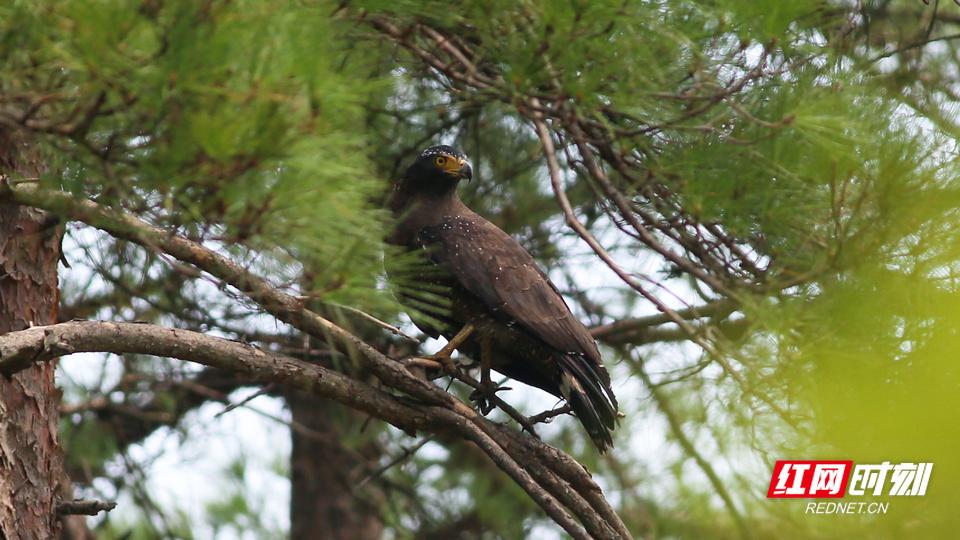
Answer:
xmin=434 ymin=154 xmax=464 ymax=174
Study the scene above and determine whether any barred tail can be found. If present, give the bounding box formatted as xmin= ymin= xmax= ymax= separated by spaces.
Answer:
xmin=556 ymin=354 xmax=619 ymax=452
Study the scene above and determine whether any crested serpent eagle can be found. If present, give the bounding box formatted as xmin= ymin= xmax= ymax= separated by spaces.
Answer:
xmin=388 ymin=145 xmax=619 ymax=451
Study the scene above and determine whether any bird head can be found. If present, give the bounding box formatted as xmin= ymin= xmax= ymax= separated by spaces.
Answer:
xmin=403 ymin=145 xmax=473 ymax=188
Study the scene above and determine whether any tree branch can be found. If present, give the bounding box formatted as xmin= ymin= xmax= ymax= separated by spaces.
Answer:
xmin=56 ymin=499 xmax=116 ymax=517
xmin=5 ymin=313 xmax=623 ymax=539
xmin=0 ymin=320 xmax=601 ymax=537
xmin=590 ymin=299 xmax=738 ymax=344
xmin=0 ymin=321 xmax=426 ymax=429
xmin=0 ymin=184 xmax=633 ymax=539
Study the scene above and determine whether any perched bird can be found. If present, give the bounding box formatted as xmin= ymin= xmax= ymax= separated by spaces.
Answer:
xmin=388 ymin=145 xmax=619 ymax=451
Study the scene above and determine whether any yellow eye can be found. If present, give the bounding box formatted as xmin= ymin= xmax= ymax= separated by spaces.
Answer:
xmin=434 ymin=156 xmax=447 ymax=167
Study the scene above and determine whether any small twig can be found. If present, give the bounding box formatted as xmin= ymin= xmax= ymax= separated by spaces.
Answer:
xmin=356 ymin=436 xmax=433 ymax=489
xmin=329 ymin=302 xmax=420 ymax=344
xmin=636 ymin=357 xmax=750 ymax=539
xmin=56 ymin=499 xmax=117 ymax=516
xmin=528 ymin=405 xmax=572 ymax=425
xmin=214 ymin=383 xmax=276 ymax=418
xmin=870 ymin=31 xmax=960 ymax=62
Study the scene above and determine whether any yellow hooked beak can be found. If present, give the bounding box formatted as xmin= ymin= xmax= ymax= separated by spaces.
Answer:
xmin=439 ymin=155 xmax=472 ymax=180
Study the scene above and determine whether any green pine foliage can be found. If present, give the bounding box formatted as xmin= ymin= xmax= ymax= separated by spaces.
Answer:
xmin=1 ymin=0 xmax=398 ymax=315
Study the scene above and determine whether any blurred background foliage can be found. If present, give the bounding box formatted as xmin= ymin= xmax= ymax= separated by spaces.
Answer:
xmin=1 ymin=0 xmax=959 ymax=538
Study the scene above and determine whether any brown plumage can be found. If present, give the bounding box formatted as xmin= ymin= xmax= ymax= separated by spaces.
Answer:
xmin=388 ymin=145 xmax=618 ymax=451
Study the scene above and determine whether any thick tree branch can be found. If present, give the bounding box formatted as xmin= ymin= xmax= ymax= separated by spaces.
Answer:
xmin=0 ymin=321 xmax=430 ymax=431
xmin=0 ymin=321 xmax=603 ymax=537
xmin=0 ymin=321 xmax=623 ymax=538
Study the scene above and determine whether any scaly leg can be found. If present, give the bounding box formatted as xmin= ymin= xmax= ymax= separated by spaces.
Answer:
xmin=469 ymin=332 xmax=511 ymax=414
xmin=407 ymin=323 xmax=475 ymax=374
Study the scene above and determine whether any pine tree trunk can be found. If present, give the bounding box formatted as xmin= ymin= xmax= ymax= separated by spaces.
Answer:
xmin=0 ymin=131 xmax=68 ymax=539
xmin=288 ymin=393 xmax=385 ymax=540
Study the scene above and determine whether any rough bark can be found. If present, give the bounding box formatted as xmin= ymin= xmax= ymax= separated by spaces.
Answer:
xmin=289 ymin=393 xmax=384 ymax=540
xmin=0 ymin=130 xmax=67 ymax=539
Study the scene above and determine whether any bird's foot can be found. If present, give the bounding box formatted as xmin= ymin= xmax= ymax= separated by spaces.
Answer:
xmin=469 ymin=381 xmax=513 ymax=415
